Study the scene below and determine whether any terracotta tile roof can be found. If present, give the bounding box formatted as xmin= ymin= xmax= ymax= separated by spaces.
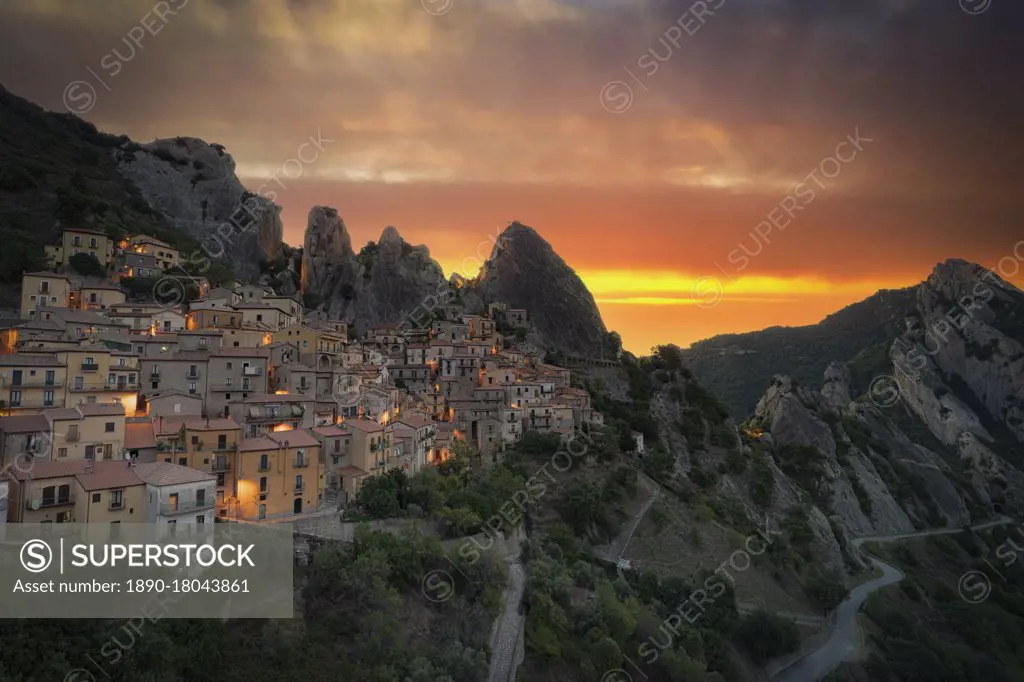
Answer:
xmin=23 ymin=272 xmax=71 ymax=281
xmin=10 ymin=459 xmax=87 ymax=481
xmin=79 ymin=403 xmax=125 ymax=417
xmin=154 ymin=416 xmax=240 ymax=435
xmin=75 ymin=461 xmax=146 ymax=491
xmin=42 ymin=408 xmax=81 ymax=422
xmin=343 ymin=418 xmax=384 ymax=433
xmin=125 ymin=421 xmax=157 ymax=449
xmin=133 ymin=462 xmax=214 ymax=486
xmin=312 ymin=426 xmax=347 ymax=437
xmin=0 ymin=414 xmax=50 ymax=433
xmin=396 ymin=414 xmax=433 ymax=429
xmin=237 ymin=436 xmax=278 ymax=452
xmin=267 ymin=429 xmax=320 ymax=449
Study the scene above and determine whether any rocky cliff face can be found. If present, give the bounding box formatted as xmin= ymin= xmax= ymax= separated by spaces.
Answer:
xmin=117 ymin=137 xmax=283 ymax=281
xmin=474 ymin=222 xmax=610 ymax=357
xmin=888 ymin=258 xmax=1024 ymax=511
xmin=301 ymin=206 xmax=448 ymax=332
xmin=750 ymin=371 xmax=965 ymax=537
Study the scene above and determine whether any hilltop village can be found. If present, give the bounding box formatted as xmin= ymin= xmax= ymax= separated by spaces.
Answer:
xmin=0 ymin=226 xmax=603 ymax=525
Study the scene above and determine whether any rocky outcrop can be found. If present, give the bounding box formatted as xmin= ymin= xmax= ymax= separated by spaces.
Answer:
xmin=753 ymin=372 xmax=939 ymax=537
xmin=821 ymin=362 xmax=852 ymax=412
xmin=300 ymin=207 xmax=448 ymax=332
xmin=474 ymin=222 xmax=610 ymax=357
xmin=117 ymin=137 xmax=282 ymax=281
xmin=892 ymin=258 xmax=1024 ymax=444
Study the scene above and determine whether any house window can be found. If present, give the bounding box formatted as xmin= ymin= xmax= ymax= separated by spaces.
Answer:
xmin=168 ymin=492 xmax=179 ymax=512
xmin=196 ymin=515 xmax=205 ymax=524
xmin=92 ymin=493 xmax=101 ymax=503
xmin=196 ymin=489 xmax=206 ymax=506
xmin=10 ymin=391 xmax=20 ymax=407
xmin=199 ymin=338 xmax=207 ymax=347
xmin=110 ymin=490 xmax=124 ymax=509
xmin=259 ymin=454 xmax=269 ymax=470
xmin=258 ymin=504 xmax=266 ymax=520
xmin=43 ymin=390 xmax=54 ymax=407
xmin=189 ymin=382 xmax=197 ymax=393
xmin=105 ymin=422 xmax=115 ymax=432
xmin=295 ymin=475 xmax=303 ymax=491
xmin=58 ymin=448 xmax=67 ymax=458
xmin=107 ymin=373 xmax=116 ymax=386
xmin=259 ymin=476 xmax=267 ymax=493
xmin=178 ymin=457 xmax=187 ymax=466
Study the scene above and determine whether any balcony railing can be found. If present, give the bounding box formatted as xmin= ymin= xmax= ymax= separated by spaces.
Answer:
xmin=294 ymin=483 xmax=304 ymax=492
xmin=258 ymin=464 xmax=271 ymax=472
xmin=159 ymin=497 xmax=214 ymax=515
xmin=81 ymin=363 xmax=99 ymax=372
xmin=187 ymin=371 xmax=201 ymax=379
xmin=211 ymin=458 xmax=230 ymax=472
xmin=150 ymin=369 xmax=160 ymax=377
xmin=109 ymin=500 xmax=125 ymax=511
xmin=28 ymin=495 xmax=74 ymax=510
xmin=293 ymin=458 xmax=309 ymax=468
xmin=243 ymin=367 xmax=264 ymax=376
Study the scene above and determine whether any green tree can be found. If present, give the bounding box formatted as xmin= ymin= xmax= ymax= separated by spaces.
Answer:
xmin=68 ymin=252 xmax=106 ymax=277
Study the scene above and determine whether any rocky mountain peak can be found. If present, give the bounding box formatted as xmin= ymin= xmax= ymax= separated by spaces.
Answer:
xmin=302 ymin=206 xmax=354 ymax=296
xmin=299 ymin=207 xmax=447 ymax=333
xmin=379 ymin=225 xmax=402 ymax=245
xmin=117 ymin=136 xmax=283 ymax=280
xmin=475 ymin=221 xmax=611 ymax=357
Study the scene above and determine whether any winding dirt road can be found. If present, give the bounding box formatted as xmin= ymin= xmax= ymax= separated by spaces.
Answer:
xmin=772 ymin=516 xmax=1013 ymax=682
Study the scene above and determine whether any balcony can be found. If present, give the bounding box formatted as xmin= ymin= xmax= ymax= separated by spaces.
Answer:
xmin=294 ymin=483 xmax=304 ymax=493
xmin=293 ymin=457 xmax=309 ymax=468
xmin=159 ymin=497 xmax=215 ymax=515
xmin=81 ymin=363 xmax=99 ymax=372
xmin=28 ymin=494 xmax=74 ymax=510
xmin=243 ymin=367 xmax=264 ymax=376
xmin=258 ymin=464 xmax=272 ymax=472
xmin=186 ymin=371 xmax=201 ymax=379
xmin=211 ymin=458 xmax=231 ymax=472
xmin=150 ymin=369 xmax=160 ymax=377
xmin=109 ymin=500 xmax=125 ymax=511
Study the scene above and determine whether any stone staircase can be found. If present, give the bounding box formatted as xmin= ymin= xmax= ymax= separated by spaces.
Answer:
xmin=320 ymin=487 xmax=341 ymax=510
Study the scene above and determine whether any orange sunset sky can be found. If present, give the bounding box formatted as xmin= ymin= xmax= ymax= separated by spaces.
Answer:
xmin=1 ymin=0 xmax=1021 ymax=353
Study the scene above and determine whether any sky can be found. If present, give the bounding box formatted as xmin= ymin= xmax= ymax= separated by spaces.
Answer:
xmin=1 ymin=0 xmax=1022 ymax=353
